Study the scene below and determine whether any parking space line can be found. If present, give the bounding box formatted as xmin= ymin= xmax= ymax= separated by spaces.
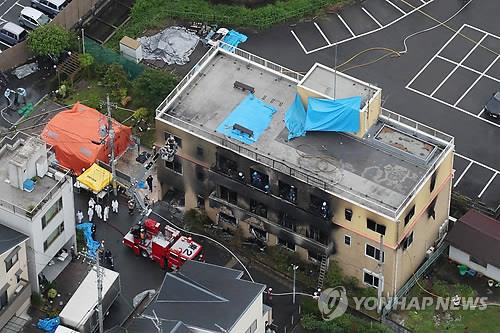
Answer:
xmin=337 ymin=14 xmax=355 ymax=37
xmin=4 ymin=1 xmax=19 ymax=15
xmin=361 ymin=7 xmax=383 ymax=28
xmin=302 ymin=0 xmax=435 ymax=54
xmin=290 ymin=30 xmax=309 ymax=54
xmin=478 ymin=108 xmax=485 ymax=117
xmin=407 ymin=86 xmax=500 ymax=129
xmin=455 ymin=152 xmax=500 ymax=173
xmin=478 ymin=173 xmax=498 ymax=198
xmin=463 ymin=23 xmax=500 ymax=38
xmin=15 ymin=2 xmax=25 ymax=8
xmin=406 ymin=26 xmax=464 ymax=89
xmin=313 ymin=22 xmax=331 ymax=45
xmin=454 ymin=54 xmax=500 ymax=107
xmin=430 ymin=34 xmax=488 ymax=97
xmin=385 ymin=0 xmax=407 ymax=14
xmin=453 ymin=160 xmax=473 ymax=188
xmin=0 ymin=40 xmax=11 ymax=48
xmin=436 ymin=55 xmax=500 ymax=84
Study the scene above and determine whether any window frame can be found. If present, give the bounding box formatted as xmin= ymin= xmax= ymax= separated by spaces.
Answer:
xmin=402 ymin=231 xmax=414 ymax=251
xmin=219 ymin=185 xmax=237 ymax=205
xmin=5 ymin=251 xmax=19 ymax=272
xmin=345 ymin=208 xmax=353 ymax=221
xmin=163 ymin=131 xmax=182 ymax=148
xmin=367 ymin=219 xmax=386 ymax=235
xmin=41 ymin=197 xmax=63 ymax=229
xmin=363 ymin=269 xmax=380 ymax=289
xmin=344 ymin=235 xmax=351 ymax=246
xmin=164 ymin=156 xmax=183 ymax=175
xmin=277 ymin=237 xmax=295 ymax=251
xmin=430 ymin=170 xmax=437 ymax=192
xmin=427 ymin=198 xmax=437 ymax=219
xmin=365 ymin=243 xmax=384 ymax=262
xmin=43 ymin=222 xmax=65 ymax=252
xmin=404 ymin=205 xmax=415 ymax=226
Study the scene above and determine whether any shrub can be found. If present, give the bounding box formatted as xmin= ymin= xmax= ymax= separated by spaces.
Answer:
xmin=27 ymin=24 xmax=76 ymax=58
xmin=132 ymin=68 xmax=177 ymax=110
xmin=103 ymin=64 xmax=129 ymax=100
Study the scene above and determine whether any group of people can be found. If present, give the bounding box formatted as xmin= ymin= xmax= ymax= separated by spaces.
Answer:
xmin=76 ymin=197 xmax=120 ymax=224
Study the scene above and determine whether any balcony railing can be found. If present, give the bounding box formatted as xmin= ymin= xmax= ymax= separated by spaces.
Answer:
xmin=0 ymin=281 xmax=31 ymax=328
xmin=209 ymin=192 xmax=333 ymax=254
xmin=0 ymin=166 xmax=70 ymax=219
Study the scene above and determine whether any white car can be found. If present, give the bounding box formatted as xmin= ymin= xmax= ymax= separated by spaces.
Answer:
xmin=207 ymin=28 xmax=229 ymax=47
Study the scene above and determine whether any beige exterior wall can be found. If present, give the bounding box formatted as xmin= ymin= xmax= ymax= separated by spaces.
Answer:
xmin=0 ymin=240 xmax=30 ymax=329
xmin=155 ymin=115 xmax=454 ymax=297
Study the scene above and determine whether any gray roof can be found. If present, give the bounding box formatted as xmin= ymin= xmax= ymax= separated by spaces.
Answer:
xmin=0 ymin=224 xmax=28 ymax=255
xmin=126 ymin=318 xmax=193 ymax=333
xmin=156 ymin=50 xmax=454 ymax=219
xmin=145 ymin=260 xmax=266 ymax=332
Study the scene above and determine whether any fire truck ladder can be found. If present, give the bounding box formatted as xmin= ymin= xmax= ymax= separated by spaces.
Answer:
xmin=317 ymin=253 xmax=329 ymax=290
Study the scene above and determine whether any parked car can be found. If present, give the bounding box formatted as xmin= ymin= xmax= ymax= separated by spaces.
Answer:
xmin=0 ymin=22 xmax=27 ymax=46
xmin=484 ymin=92 xmax=500 ymax=118
xmin=19 ymin=7 xmax=50 ymax=30
xmin=31 ymin=0 xmax=67 ymax=17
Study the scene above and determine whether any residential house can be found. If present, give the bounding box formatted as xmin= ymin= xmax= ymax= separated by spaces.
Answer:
xmin=0 ymin=132 xmax=76 ymax=293
xmin=0 ymin=224 xmax=30 ymax=330
xmin=447 ymin=209 xmax=500 ymax=282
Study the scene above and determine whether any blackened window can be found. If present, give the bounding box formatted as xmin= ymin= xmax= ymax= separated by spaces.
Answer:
xmin=404 ymin=205 xmax=415 ymax=226
xmin=218 ymin=212 xmax=237 ymax=225
xmin=250 ymin=169 xmax=269 ymax=191
xmin=427 ymin=198 xmax=437 ymax=219
xmin=279 ymin=212 xmax=297 ymax=231
xmin=164 ymin=132 xmax=182 ymax=148
xmin=218 ymin=155 xmax=237 ymax=176
xmin=367 ymin=219 xmax=386 ymax=235
xmin=0 ymin=290 xmax=7 ymax=310
xmin=430 ymin=171 xmax=437 ymax=192
xmin=250 ymin=199 xmax=267 ymax=218
xmin=195 ymin=165 xmax=205 ymax=181
xmin=363 ymin=271 xmax=380 ymax=288
xmin=345 ymin=209 xmax=353 ymax=221
xmin=220 ymin=186 xmax=237 ymax=204
xmin=196 ymin=146 xmax=204 ymax=158
xmin=278 ymin=238 xmax=295 ymax=251
xmin=278 ymin=181 xmax=297 ymax=204
xmin=402 ymin=232 xmax=414 ymax=251
xmin=165 ymin=157 xmax=182 ymax=174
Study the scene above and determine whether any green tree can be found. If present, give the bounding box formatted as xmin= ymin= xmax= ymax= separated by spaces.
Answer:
xmin=79 ymin=53 xmax=95 ymax=78
xmin=27 ymin=24 xmax=75 ymax=58
xmin=132 ymin=68 xmax=177 ymax=110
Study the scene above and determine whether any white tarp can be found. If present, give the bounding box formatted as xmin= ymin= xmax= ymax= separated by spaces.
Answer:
xmin=138 ymin=26 xmax=199 ymax=65
xmin=12 ymin=62 xmax=39 ymax=79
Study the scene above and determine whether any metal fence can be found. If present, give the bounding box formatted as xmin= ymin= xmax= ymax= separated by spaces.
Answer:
xmin=84 ymin=36 xmax=145 ymax=79
xmin=382 ymin=242 xmax=448 ymax=317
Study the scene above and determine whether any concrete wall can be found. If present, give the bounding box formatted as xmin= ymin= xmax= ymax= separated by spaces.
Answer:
xmin=0 ymin=240 xmax=31 ymax=329
xmin=449 ymin=246 xmax=500 ymax=282
xmin=0 ymin=0 xmax=99 ymax=71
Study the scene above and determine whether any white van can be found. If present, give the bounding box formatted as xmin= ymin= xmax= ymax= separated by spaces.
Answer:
xmin=31 ymin=0 xmax=67 ymax=17
xmin=0 ymin=22 xmax=27 ymax=46
xmin=19 ymin=7 xmax=50 ymax=30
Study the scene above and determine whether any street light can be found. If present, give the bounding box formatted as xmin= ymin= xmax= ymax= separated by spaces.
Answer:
xmin=291 ymin=264 xmax=299 ymax=304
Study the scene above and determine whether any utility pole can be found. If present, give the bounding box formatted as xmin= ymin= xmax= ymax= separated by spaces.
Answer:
xmin=291 ymin=264 xmax=299 ymax=304
xmin=377 ymin=234 xmax=384 ymax=314
xmin=96 ymin=246 xmax=104 ymax=333
xmin=80 ymin=243 xmax=105 ymax=333
xmin=105 ymin=95 xmax=118 ymax=196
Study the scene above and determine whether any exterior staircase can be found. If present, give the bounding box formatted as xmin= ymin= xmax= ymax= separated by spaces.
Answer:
xmin=317 ymin=253 xmax=329 ymax=290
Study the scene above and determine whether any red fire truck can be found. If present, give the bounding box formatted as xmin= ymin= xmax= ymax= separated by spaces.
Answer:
xmin=122 ymin=218 xmax=204 ymax=270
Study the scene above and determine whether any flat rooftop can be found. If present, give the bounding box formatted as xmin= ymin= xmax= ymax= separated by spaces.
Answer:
xmin=0 ymin=133 xmax=63 ymax=215
xmin=157 ymin=49 xmax=454 ymax=218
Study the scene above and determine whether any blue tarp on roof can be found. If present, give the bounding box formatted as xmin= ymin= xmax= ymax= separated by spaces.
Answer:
xmin=221 ymin=30 xmax=248 ymax=52
xmin=216 ymin=93 xmax=276 ymax=144
xmin=305 ymin=96 xmax=361 ymax=133
xmin=285 ymin=94 xmax=307 ymax=140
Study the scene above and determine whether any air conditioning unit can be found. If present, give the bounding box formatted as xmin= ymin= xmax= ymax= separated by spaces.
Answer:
xmin=438 ymin=220 xmax=449 ymax=240
xmin=14 ymin=284 xmax=23 ymax=294
xmin=426 ymin=246 xmax=435 ymax=259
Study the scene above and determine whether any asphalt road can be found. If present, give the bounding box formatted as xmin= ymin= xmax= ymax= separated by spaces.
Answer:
xmin=240 ymin=0 xmax=500 ymax=211
xmin=73 ymin=190 xmax=304 ymax=333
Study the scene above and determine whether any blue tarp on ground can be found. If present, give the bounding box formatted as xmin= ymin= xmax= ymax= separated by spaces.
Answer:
xmin=37 ymin=317 xmax=60 ymax=333
xmin=285 ymin=94 xmax=307 ymax=140
xmin=216 ymin=93 xmax=276 ymax=144
xmin=221 ymin=30 xmax=248 ymax=52
xmin=305 ymin=96 xmax=361 ymax=133
xmin=76 ymin=222 xmax=101 ymax=258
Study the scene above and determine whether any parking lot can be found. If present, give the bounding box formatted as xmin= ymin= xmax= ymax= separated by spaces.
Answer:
xmin=407 ymin=24 xmax=500 ymax=128
xmin=0 ymin=0 xmax=30 ymax=52
xmin=242 ymin=0 xmax=500 ymax=213
xmin=291 ymin=0 xmax=435 ymax=54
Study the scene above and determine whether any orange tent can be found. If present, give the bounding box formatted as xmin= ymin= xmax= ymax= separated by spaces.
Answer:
xmin=41 ymin=102 xmax=132 ymax=175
